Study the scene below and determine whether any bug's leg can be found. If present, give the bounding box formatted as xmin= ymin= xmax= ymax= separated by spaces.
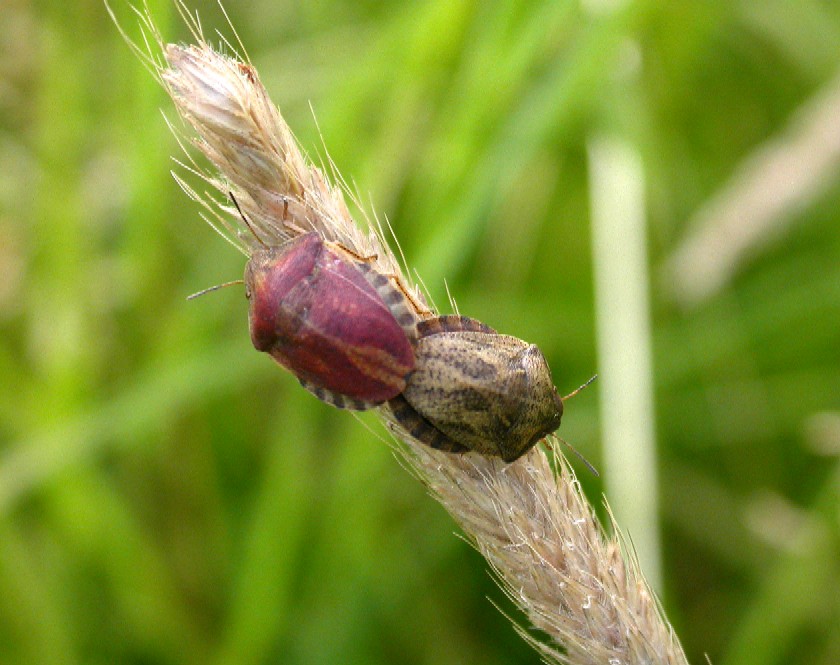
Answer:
xmin=328 ymin=240 xmax=379 ymax=264
xmin=417 ymin=314 xmax=497 ymax=338
xmin=385 ymin=273 xmax=431 ymax=318
xmin=387 ymin=395 xmax=470 ymax=454
xmin=331 ymin=240 xmax=430 ymax=316
xmin=260 ymin=193 xmax=312 ymax=237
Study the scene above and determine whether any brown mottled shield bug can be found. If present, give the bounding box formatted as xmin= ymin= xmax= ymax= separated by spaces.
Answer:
xmin=389 ymin=315 xmax=586 ymax=464
xmin=245 ymin=232 xmax=419 ymax=409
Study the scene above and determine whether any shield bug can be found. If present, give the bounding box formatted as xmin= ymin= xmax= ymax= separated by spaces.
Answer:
xmin=389 ymin=315 xmax=581 ymax=463
xmin=245 ymin=232 xmax=419 ymax=409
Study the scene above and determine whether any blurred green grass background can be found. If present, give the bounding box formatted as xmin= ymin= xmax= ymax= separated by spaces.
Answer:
xmin=2 ymin=1 xmax=839 ymax=664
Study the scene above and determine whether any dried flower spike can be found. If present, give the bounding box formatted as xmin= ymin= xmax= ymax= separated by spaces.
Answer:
xmin=112 ymin=3 xmax=691 ymax=663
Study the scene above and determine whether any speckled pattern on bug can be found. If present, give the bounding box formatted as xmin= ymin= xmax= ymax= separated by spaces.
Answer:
xmin=389 ymin=315 xmax=564 ymax=462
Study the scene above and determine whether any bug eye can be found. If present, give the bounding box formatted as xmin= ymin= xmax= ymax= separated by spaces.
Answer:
xmin=245 ymin=285 xmax=252 ymax=299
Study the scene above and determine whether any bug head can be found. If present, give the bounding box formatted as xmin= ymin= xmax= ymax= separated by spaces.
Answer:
xmin=498 ymin=344 xmax=564 ymax=462
xmin=244 ymin=234 xmax=323 ymax=353
xmin=244 ymin=249 xmax=281 ymax=352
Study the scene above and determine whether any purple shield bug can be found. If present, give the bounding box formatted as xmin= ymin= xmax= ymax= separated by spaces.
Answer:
xmin=245 ymin=232 xmax=419 ymax=409
xmin=389 ymin=315 xmax=589 ymax=464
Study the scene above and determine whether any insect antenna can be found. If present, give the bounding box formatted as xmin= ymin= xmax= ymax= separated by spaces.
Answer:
xmin=561 ymin=374 xmax=598 ymax=402
xmin=548 ymin=374 xmax=599 ymax=475
xmin=548 ymin=435 xmax=600 ymax=477
xmin=229 ymin=191 xmax=269 ymax=249
xmin=186 ymin=280 xmax=245 ymax=300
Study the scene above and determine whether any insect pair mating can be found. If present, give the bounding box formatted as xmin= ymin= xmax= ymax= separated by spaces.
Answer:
xmin=234 ymin=227 xmax=594 ymax=466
